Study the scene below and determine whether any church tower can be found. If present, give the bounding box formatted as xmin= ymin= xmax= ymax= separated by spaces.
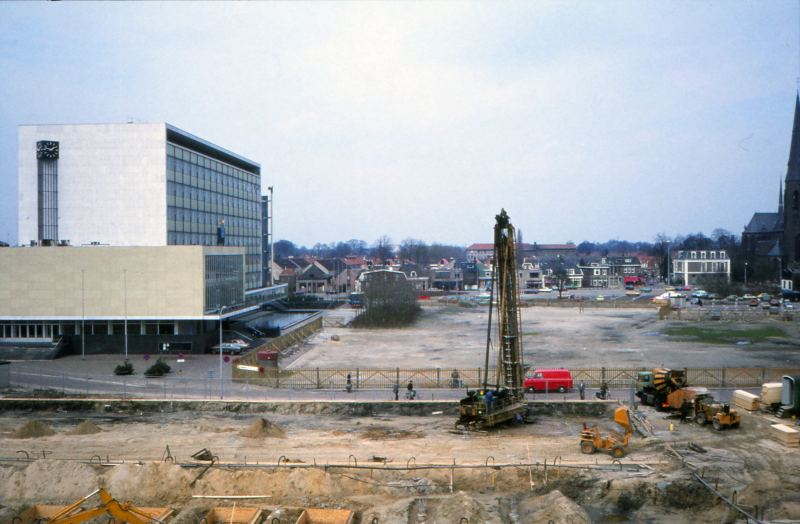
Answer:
xmin=785 ymin=93 xmax=800 ymax=267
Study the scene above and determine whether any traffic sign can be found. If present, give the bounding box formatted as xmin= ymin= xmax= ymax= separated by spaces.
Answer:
xmin=144 ymin=354 xmax=150 ymax=361
xmin=223 ymin=356 xmax=230 ymax=363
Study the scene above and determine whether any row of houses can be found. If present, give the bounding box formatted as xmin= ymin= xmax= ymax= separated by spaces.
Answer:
xmin=271 ymin=249 xmax=731 ymax=296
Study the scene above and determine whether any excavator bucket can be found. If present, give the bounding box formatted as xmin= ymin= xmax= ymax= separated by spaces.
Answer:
xmin=614 ymin=406 xmax=633 ymax=436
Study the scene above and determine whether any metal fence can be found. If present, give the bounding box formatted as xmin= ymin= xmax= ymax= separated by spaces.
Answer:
xmin=8 ymin=363 xmax=789 ymax=402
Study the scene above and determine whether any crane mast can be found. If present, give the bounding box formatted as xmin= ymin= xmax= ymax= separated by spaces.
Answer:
xmin=457 ymin=209 xmax=526 ymax=429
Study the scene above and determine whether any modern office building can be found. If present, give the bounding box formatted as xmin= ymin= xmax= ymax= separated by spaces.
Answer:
xmin=19 ymin=123 xmax=263 ymax=289
xmin=4 ymin=123 xmax=289 ymax=357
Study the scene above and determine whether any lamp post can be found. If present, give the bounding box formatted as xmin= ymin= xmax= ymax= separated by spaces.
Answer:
xmin=744 ymin=262 xmax=748 ymax=286
xmin=268 ymin=186 xmax=274 ymax=287
xmin=81 ymin=269 xmax=85 ymax=361
xmin=218 ymin=305 xmax=226 ymax=399
xmin=665 ymin=240 xmax=671 ymax=287
xmin=124 ymin=268 xmax=128 ymax=361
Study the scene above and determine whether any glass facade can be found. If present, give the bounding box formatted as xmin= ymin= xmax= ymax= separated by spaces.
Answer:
xmin=204 ymin=254 xmax=245 ymax=313
xmin=166 ymin=143 xmax=261 ymax=289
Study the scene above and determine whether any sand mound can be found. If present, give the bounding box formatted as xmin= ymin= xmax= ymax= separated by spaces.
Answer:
xmin=8 ymin=421 xmax=56 ymax=439
xmin=239 ymin=418 xmax=286 ymax=439
xmin=66 ymin=420 xmax=102 ymax=436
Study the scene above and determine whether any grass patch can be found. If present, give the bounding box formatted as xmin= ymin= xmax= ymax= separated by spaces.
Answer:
xmin=662 ymin=325 xmax=786 ymax=344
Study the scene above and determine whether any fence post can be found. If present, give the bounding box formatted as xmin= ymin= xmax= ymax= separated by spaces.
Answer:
xmin=317 ymin=368 xmax=321 ymax=389
xmin=356 ymin=368 xmax=360 ymax=389
xmin=437 ymin=368 xmax=440 ymax=387
xmin=396 ymin=368 xmax=400 ymax=385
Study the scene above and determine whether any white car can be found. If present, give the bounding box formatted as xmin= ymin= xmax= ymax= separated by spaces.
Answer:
xmin=786 ymin=303 xmax=795 ymax=310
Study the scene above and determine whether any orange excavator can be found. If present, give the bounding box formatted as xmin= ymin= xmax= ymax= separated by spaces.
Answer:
xmin=579 ymin=406 xmax=635 ymax=459
xmin=23 ymin=488 xmax=165 ymax=524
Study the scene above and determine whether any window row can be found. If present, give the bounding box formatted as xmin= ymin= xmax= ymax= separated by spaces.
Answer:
xmin=168 ymin=144 xmax=259 ymax=185
xmin=167 ymin=181 xmax=259 ymax=216
xmin=0 ymin=321 xmax=177 ymax=339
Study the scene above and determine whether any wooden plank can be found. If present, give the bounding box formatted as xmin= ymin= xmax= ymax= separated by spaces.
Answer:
xmin=761 ymin=383 xmax=782 ymax=404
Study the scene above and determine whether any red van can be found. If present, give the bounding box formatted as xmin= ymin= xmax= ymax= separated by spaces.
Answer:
xmin=524 ymin=369 xmax=573 ymax=393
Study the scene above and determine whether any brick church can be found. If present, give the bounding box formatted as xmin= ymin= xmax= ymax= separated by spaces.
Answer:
xmin=742 ymin=94 xmax=800 ymax=274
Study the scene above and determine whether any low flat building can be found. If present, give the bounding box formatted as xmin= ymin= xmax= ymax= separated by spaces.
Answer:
xmin=0 ymin=245 xmax=289 ymax=356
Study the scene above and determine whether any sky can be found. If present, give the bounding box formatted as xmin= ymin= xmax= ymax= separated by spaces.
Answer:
xmin=1 ymin=1 xmax=798 ymax=250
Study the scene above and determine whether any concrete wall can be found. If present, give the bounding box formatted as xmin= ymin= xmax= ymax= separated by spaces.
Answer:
xmin=0 ymin=245 xmax=243 ymax=320
xmin=18 ymin=123 xmax=168 ymax=247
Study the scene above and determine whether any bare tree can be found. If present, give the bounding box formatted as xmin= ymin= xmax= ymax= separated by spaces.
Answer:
xmin=347 ymin=239 xmax=368 ymax=255
xmin=550 ymin=264 xmax=571 ymax=298
xmin=399 ymin=238 xmax=429 ymax=265
xmin=372 ymin=235 xmax=394 ymax=266
xmin=712 ymin=228 xmax=733 ymax=250
xmin=652 ymin=232 xmax=671 ymax=281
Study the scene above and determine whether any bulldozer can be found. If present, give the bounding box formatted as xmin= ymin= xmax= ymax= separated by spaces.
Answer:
xmin=693 ymin=394 xmax=741 ymax=430
xmin=579 ymin=406 xmax=635 ymax=459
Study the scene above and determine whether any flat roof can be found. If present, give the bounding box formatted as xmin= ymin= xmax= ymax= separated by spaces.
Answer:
xmin=166 ymin=124 xmax=260 ymax=175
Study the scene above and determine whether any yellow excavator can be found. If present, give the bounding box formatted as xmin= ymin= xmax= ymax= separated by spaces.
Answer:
xmin=579 ymin=406 xmax=635 ymax=459
xmin=19 ymin=488 xmax=166 ymax=524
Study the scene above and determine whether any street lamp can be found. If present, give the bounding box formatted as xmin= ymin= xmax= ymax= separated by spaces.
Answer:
xmin=744 ymin=262 xmax=748 ymax=286
xmin=81 ymin=269 xmax=85 ymax=361
xmin=268 ymin=186 xmax=274 ymax=287
xmin=665 ymin=240 xmax=671 ymax=287
xmin=218 ymin=305 xmax=227 ymax=399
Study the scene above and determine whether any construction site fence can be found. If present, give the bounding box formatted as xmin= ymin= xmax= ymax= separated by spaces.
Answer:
xmin=6 ymin=364 xmax=771 ymax=404
xmin=232 ymin=366 xmax=800 ymax=390
xmin=427 ymin=297 xmax=658 ymax=309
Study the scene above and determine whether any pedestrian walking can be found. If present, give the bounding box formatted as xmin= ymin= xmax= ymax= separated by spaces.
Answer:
xmin=680 ymin=399 xmax=690 ymax=423
xmin=392 ymin=381 xmax=399 ymax=401
xmin=346 ymin=373 xmax=352 ymax=393
xmin=578 ymin=380 xmax=585 ymax=400
xmin=485 ymin=389 xmax=493 ymax=415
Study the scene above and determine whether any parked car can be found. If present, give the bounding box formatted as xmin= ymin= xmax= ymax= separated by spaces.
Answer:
xmin=211 ymin=343 xmax=243 ymax=355
xmin=708 ymin=293 xmax=720 ymax=300
xmin=625 ymin=285 xmax=635 ymax=290
xmin=759 ymin=293 xmax=772 ymax=301
xmin=641 ymin=287 xmax=652 ymax=293
xmin=671 ymin=304 xmax=681 ymax=310
xmin=786 ymin=303 xmax=795 ymax=310
xmin=625 ymin=290 xmax=641 ymax=296
xmin=770 ymin=299 xmax=780 ymax=306
xmin=749 ymin=299 xmax=759 ymax=307
xmin=761 ymin=302 xmax=771 ymax=310
xmin=524 ymin=369 xmax=573 ymax=393
xmin=573 ymin=295 xmax=584 ymax=301
xmin=726 ymin=295 xmax=740 ymax=301
xmin=539 ymin=287 xmax=552 ymax=292
xmin=692 ymin=290 xmax=708 ymax=298
xmin=743 ymin=294 xmax=756 ymax=300
xmin=597 ymin=295 xmax=605 ymax=302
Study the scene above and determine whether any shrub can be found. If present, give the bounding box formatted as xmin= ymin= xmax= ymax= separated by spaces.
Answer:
xmin=145 ymin=358 xmax=172 ymax=377
xmin=114 ymin=361 xmax=134 ymax=375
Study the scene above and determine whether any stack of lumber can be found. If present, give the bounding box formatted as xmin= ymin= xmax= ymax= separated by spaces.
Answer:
xmin=770 ymin=423 xmax=800 ymax=447
xmin=761 ymin=382 xmax=782 ymax=404
xmin=733 ymin=390 xmax=760 ymax=411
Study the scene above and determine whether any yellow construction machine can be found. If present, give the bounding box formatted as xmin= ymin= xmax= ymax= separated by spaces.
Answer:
xmin=21 ymin=488 xmax=167 ymax=524
xmin=579 ymin=406 xmax=635 ymax=459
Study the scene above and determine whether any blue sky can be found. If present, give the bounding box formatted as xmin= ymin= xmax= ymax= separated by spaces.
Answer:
xmin=0 ymin=1 xmax=798 ymax=248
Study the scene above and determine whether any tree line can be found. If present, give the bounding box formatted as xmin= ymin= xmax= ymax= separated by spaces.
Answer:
xmin=272 ymin=237 xmax=466 ymax=265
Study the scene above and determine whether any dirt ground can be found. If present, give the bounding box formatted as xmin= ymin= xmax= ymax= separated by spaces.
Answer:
xmin=3 ymin=304 xmax=800 ymax=523
xmin=290 ymin=305 xmax=800 ymax=369
xmin=1 ymin=400 xmax=799 ymax=524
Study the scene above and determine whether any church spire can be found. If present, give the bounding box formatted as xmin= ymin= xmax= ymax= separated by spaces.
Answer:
xmin=786 ymin=92 xmax=800 ymax=182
